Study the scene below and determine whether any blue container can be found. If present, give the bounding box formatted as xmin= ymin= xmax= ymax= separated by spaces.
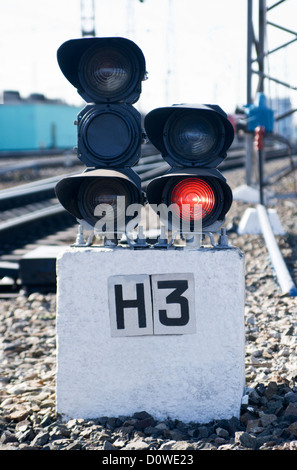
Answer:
xmin=0 ymin=103 xmax=81 ymax=151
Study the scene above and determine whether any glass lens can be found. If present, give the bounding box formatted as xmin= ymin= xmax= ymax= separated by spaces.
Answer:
xmin=81 ymin=47 xmax=132 ymax=99
xmin=78 ymin=178 xmax=133 ymax=225
xmin=170 ymin=178 xmax=216 ymax=221
xmin=165 ymin=111 xmax=224 ymax=164
xmin=85 ymin=113 xmax=131 ymax=160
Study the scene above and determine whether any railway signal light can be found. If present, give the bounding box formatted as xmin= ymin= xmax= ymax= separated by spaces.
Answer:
xmin=55 ymin=37 xmax=147 ymax=239
xmin=55 ymin=168 xmax=143 ymax=235
xmin=144 ymin=104 xmax=234 ymax=235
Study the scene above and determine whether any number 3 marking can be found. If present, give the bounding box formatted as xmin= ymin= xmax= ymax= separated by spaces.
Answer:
xmin=157 ymin=280 xmax=190 ymax=326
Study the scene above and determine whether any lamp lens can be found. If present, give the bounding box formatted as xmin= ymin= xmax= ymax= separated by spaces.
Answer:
xmin=81 ymin=46 xmax=132 ymax=99
xmin=78 ymin=178 xmax=135 ymax=226
xmin=164 ymin=110 xmax=225 ymax=166
xmin=169 ymin=177 xmax=217 ymax=221
xmin=85 ymin=113 xmax=131 ymax=160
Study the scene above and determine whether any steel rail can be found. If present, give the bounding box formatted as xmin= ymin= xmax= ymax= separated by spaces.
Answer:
xmin=0 ymin=145 xmax=295 ymax=244
xmin=0 ymin=155 xmax=79 ymax=175
xmin=0 ymin=204 xmax=66 ymax=235
xmin=0 ymin=145 xmax=295 ymax=293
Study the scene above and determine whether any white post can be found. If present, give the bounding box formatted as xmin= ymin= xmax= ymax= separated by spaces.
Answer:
xmin=257 ymin=204 xmax=297 ymax=297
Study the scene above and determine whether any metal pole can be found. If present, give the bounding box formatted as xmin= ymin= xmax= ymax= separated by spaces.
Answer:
xmin=255 ymin=126 xmax=265 ymax=205
xmin=247 ymin=0 xmax=253 ymax=105
xmin=245 ymin=134 xmax=254 ymax=186
xmin=258 ymin=147 xmax=264 ymax=204
xmin=246 ymin=0 xmax=254 ymax=185
xmin=257 ymin=0 xmax=266 ymax=93
xmin=256 ymin=204 xmax=297 ymax=296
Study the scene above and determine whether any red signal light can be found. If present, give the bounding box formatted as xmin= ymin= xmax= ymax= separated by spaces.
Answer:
xmin=146 ymin=169 xmax=232 ymax=233
xmin=170 ymin=178 xmax=216 ymax=221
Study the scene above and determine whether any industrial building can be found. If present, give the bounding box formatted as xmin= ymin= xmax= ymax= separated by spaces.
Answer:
xmin=0 ymin=91 xmax=81 ymax=152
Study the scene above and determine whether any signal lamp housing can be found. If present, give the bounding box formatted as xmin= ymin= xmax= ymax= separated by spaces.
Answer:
xmin=146 ymin=168 xmax=233 ymax=233
xmin=57 ymin=37 xmax=146 ymax=104
xmin=144 ymin=104 xmax=234 ymax=168
xmin=77 ymin=103 xmax=142 ymax=168
xmin=55 ymin=169 xmax=143 ymax=232
xmin=56 ymin=37 xmax=147 ymax=243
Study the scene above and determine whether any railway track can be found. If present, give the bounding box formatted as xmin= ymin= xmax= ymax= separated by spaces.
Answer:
xmin=0 ymin=145 xmax=242 ymax=251
xmin=0 ymin=140 xmax=295 ymax=294
xmin=0 ymin=145 xmax=164 ymax=293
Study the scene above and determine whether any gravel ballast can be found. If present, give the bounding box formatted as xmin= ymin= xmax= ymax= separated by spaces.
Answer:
xmin=1 ymin=159 xmax=297 ymax=451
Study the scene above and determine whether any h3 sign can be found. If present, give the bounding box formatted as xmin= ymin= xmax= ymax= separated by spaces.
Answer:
xmin=108 ymin=273 xmax=196 ymax=337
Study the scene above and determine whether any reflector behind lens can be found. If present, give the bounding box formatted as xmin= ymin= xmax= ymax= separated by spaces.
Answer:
xmin=164 ymin=110 xmax=225 ymax=167
xmin=170 ymin=178 xmax=216 ymax=221
xmin=77 ymin=177 xmax=138 ymax=227
xmin=161 ymin=176 xmax=225 ymax=228
xmin=79 ymin=43 xmax=138 ymax=102
xmin=78 ymin=104 xmax=141 ymax=167
xmin=84 ymin=113 xmax=131 ymax=160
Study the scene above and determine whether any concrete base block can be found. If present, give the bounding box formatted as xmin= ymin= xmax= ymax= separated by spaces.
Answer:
xmin=233 ymin=184 xmax=274 ymax=204
xmin=56 ymin=246 xmax=245 ymax=423
xmin=238 ymin=207 xmax=285 ymax=235
xmin=233 ymin=184 xmax=261 ymax=203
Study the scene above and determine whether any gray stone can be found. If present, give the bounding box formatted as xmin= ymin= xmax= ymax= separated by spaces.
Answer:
xmin=287 ymin=421 xmax=297 ymax=437
xmin=285 ymin=391 xmax=297 ymax=404
xmin=171 ymin=441 xmax=196 ymax=450
xmin=15 ymin=428 xmax=35 ymax=443
xmin=195 ymin=441 xmax=217 ymax=450
xmin=65 ymin=441 xmax=82 ymax=450
xmin=235 ymin=431 xmax=258 ymax=450
xmin=216 ymin=427 xmax=229 ymax=438
xmin=123 ymin=439 xmax=150 ymax=450
xmin=197 ymin=425 xmax=209 ymax=438
xmin=259 ymin=413 xmax=277 ymax=427
xmin=285 ymin=403 xmax=297 ymax=417
xmin=159 ymin=440 xmax=176 ymax=450
xmin=31 ymin=431 xmax=49 ymax=447
xmin=133 ymin=411 xmax=153 ymax=421
xmin=0 ymin=431 xmax=18 ymax=444
xmin=103 ymin=440 xmax=116 ymax=450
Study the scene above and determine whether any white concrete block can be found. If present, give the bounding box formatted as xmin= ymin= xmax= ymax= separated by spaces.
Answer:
xmin=238 ymin=207 xmax=285 ymax=235
xmin=56 ymin=246 xmax=245 ymax=423
xmin=233 ymin=184 xmax=262 ymax=203
xmin=233 ymin=184 xmax=274 ymax=204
